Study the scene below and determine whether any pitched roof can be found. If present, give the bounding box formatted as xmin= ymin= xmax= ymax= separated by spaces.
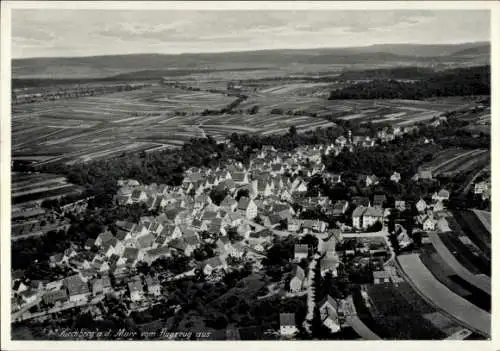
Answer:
xmin=364 ymin=207 xmax=384 ymax=217
xmin=202 ymin=256 xmax=224 ymax=268
xmin=294 ymin=244 xmax=309 ymax=255
xmin=146 ymin=246 xmax=171 ymax=258
xmin=231 ymin=172 xmax=247 ymax=183
xmin=64 ymin=275 xmax=89 ymax=296
xmin=98 ymin=231 xmax=115 ymax=244
xmin=291 ymin=265 xmax=305 ymax=280
xmin=352 ymin=206 xmax=367 ymax=217
xmin=185 ymin=236 xmax=201 ymax=246
xmin=137 ymin=234 xmax=155 ymax=249
xmin=220 ymin=195 xmax=237 ymax=208
xmin=123 ymin=247 xmax=139 ymax=262
xmin=279 ymin=313 xmax=296 ymax=326
xmin=438 ymin=189 xmax=450 ymax=198
xmin=237 ymin=197 xmax=251 ymax=211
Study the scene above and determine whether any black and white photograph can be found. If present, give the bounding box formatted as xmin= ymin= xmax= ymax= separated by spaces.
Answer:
xmin=1 ymin=1 xmax=497 ymax=347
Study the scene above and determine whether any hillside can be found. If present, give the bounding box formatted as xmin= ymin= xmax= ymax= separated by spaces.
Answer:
xmin=328 ymin=65 xmax=490 ymax=100
xmin=12 ymin=42 xmax=490 ymax=79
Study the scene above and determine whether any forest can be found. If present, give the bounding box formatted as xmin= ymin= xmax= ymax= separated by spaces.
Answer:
xmin=328 ymin=65 xmax=490 ymax=100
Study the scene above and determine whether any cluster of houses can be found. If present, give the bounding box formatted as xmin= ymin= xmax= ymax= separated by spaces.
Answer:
xmin=12 ymin=271 xmax=163 ymax=313
xmin=14 ymin=123 xmax=464 ymax=337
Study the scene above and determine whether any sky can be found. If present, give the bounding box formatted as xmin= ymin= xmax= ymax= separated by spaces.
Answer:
xmin=12 ymin=9 xmax=490 ymax=58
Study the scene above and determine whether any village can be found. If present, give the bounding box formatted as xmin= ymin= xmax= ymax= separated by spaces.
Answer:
xmin=10 ymin=122 xmax=468 ymax=340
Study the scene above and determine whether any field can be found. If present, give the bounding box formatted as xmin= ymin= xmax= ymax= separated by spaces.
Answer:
xmin=397 ymin=254 xmax=490 ymax=336
xmin=11 ymin=172 xmax=83 ymax=207
xmin=13 ymin=69 xmax=488 ymax=169
xmin=419 ymin=148 xmax=490 ymax=176
xmin=453 ymin=210 xmax=491 ymax=255
xmin=356 ymin=282 xmax=454 ymax=339
xmin=419 ymin=244 xmax=490 ymax=310
xmin=472 ymin=210 xmax=491 ymax=234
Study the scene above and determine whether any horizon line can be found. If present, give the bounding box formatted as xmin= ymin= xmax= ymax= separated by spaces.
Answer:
xmin=12 ymin=40 xmax=490 ymax=61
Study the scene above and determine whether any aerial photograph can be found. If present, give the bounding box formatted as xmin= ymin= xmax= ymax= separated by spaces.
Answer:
xmin=6 ymin=5 xmax=491 ymax=342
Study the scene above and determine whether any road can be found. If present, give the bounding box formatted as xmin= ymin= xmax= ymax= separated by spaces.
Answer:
xmin=344 ymin=296 xmax=382 ymax=340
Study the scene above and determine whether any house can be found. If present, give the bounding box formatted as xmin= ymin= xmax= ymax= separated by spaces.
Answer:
xmin=270 ymin=164 xmax=285 ymax=176
xmin=373 ymin=270 xmax=391 ymax=284
xmin=128 ymin=276 xmax=144 ymax=302
xmin=42 ymin=289 xmax=68 ymax=305
xmin=351 ymin=196 xmax=370 ymax=207
xmin=362 ymin=207 xmax=384 ymax=229
xmin=287 ymin=218 xmax=301 ymax=232
xmin=416 ymin=198 xmax=427 ymax=213
xmin=220 ymin=195 xmax=238 ymax=212
xmin=145 ymin=275 xmax=161 ymax=296
xmin=49 ymin=253 xmax=65 ymax=267
xmin=131 ymin=189 xmax=148 ymax=203
xmin=365 ymin=175 xmax=379 ymax=187
xmin=207 ymin=218 xmax=226 ymax=236
xmin=19 ymin=289 xmax=39 ymax=304
xmin=395 ymin=200 xmax=406 ymax=212
xmin=91 ymin=277 xmax=112 ymax=296
xmin=122 ymin=247 xmax=140 ymax=266
xmin=237 ymin=197 xmax=258 ymax=220
xmin=352 ymin=206 xmax=366 ymax=230
xmin=325 ymin=173 xmax=342 ymax=184
xmin=84 ymin=238 xmax=95 ymax=250
xmin=433 ymin=189 xmax=450 ymax=202
xmin=231 ymin=172 xmax=249 ymax=185
xmin=95 ymin=231 xmax=116 ymax=247
xmin=320 ymin=255 xmax=340 ymax=277
xmin=396 ymin=226 xmax=413 ymax=248
xmin=417 ymin=169 xmax=433 ymax=180
xmin=373 ymin=194 xmax=387 ymax=208
xmin=144 ymin=246 xmax=172 ymax=265
xmin=294 ymin=244 xmax=309 ymax=261
xmin=256 ymin=177 xmax=274 ymax=197
xmin=331 ymin=200 xmax=349 ymax=216
xmin=318 ymin=295 xmax=341 ymax=333
xmin=301 ymin=219 xmax=327 ymax=233
xmin=64 ymin=275 xmax=90 ymax=303
xmin=390 ymin=172 xmax=401 ymax=183
xmin=136 ymin=234 xmax=155 ymax=250
xmin=421 ymin=216 xmax=437 ymax=231
xmin=289 ymin=265 xmax=306 ymax=293
xmin=236 ymin=222 xmax=252 ymax=239
xmin=335 ymin=135 xmax=348 ymax=148
xmin=474 ymin=181 xmax=490 ymax=195
xmin=280 ymin=313 xmax=298 ymax=337
xmin=200 ymin=256 xmax=227 ymax=276
xmin=433 ymin=200 xmax=445 ymax=212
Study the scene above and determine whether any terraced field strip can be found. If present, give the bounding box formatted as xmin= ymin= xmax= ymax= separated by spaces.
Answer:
xmin=472 ymin=210 xmax=491 ymax=234
xmin=427 ymin=232 xmax=490 ymax=295
xmin=397 ymin=254 xmax=490 ymax=336
xmin=438 ymin=150 xmax=489 ymax=175
xmin=430 ymin=149 xmax=481 ymax=173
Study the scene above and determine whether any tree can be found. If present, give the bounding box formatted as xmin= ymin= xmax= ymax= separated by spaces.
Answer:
xmin=236 ymin=188 xmax=249 ymax=201
xmin=288 ymin=125 xmax=297 ymax=136
xmin=209 ymin=187 xmax=228 ymax=206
